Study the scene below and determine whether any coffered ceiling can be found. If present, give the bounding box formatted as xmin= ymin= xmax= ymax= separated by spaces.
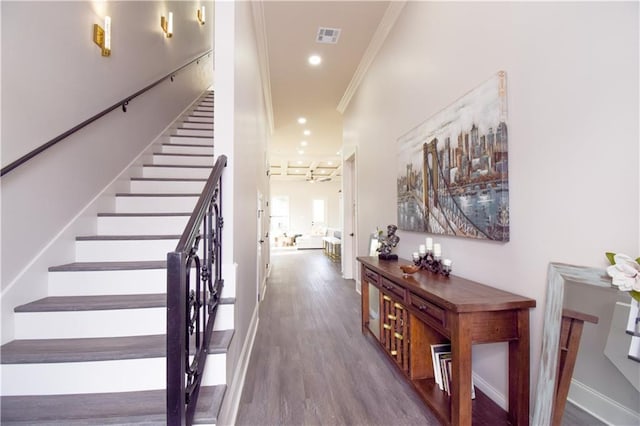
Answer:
xmin=254 ymin=1 xmax=403 ymax=183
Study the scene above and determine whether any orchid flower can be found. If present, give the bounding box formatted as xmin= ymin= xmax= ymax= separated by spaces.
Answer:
xmin=606 ymin=253 xmax=640 ymax=302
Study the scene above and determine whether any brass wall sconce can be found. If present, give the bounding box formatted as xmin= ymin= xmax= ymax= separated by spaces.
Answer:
xmin=161 ymin=12 xmax=173 ymax=38
xmin=197 ymin=6 xmax=205 ymax=25
xmin=93 ymin=16 xmax=111 ymax=56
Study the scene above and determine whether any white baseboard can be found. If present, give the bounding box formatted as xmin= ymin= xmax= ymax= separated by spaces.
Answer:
xmin=472 ymin=372 xmax=507 ymax=411
xmin=568 ymin=378 xmax=640 ymax=425
xmin=355 ymin=279 xmax=362 ymax=295
xmin=216 ymin=303 xmax=259 ymax=426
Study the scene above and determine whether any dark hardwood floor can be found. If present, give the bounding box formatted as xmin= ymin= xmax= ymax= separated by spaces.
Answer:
xmin=236 ymin=249 xmax=440 ymax=425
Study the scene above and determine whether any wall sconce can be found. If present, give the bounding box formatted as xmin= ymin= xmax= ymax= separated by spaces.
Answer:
xmin=93 ymin=16 xmax=111 ymax=56
xmin=161 ymin=12 xmax=173 ymax=38
xmin=197 ymin=6 xmax=205 ymax=25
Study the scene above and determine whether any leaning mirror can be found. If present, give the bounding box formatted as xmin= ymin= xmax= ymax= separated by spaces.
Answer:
xmin=533 ymin=263 xmax=640 ymax=425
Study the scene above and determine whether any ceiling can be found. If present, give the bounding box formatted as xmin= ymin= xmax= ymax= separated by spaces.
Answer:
xmin=257 ymin=1 xmax=394 ymax=183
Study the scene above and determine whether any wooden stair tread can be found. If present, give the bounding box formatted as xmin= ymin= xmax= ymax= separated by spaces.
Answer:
xmin=15 ymin=294 xmax=167 ymax=312
xmin=142 ymin=164 xmax=212 ymax=168
xmin=75 ymin=235 xmax=180 ymax=241
xmin=169 ymin=135 xmax=212 ymax=139
xmin=15 ymin=294 xmax=235 ymax=312
xmin=153 ymin=153 xmax=214 ymax=157
xmin=49 ymin=260 xmax=167 ymax=272
xmin=130 ymin=177 xmax=207 ymax=182
xmin=0 ymin=385 xmax=225 ymax=425
xmin=97 ymin=212 xmax=190 ymax=217
xmin=114 ymin=193 xmax=201 ymax=197
xmin=1 ymin=330 xmax=234 ymax=364
xmin=160 ymin=143 xmax=214 ymax=148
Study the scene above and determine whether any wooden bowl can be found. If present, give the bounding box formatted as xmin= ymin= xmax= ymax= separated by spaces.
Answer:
xmin=400 ymin=264 xmax=420 ymax=276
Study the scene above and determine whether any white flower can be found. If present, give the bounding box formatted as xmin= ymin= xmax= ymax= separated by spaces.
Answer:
xmin=607 ymin=254 xmax=640 ymax=292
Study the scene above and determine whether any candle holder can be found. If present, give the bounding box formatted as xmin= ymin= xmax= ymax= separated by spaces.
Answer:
xmin=412 ymin=251 xmax=452 ymax=277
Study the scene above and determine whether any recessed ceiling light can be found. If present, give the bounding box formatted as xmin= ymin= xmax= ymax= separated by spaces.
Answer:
xmin=328 ymin=161 xmax=334 ymax=166
xmin=308 ymin=55 xmax=322 ymax=66
xmin=297 ymin=160 xmax=303 ymax=165
xmin=303 ymin=130 xmax=311 ymax=136
xmin=297 ymin=117 xmax=307 ymax=124
xmin=336 ymin=151 xmax=340 ymax=155
xmin=300 ymin=141 xmax=308 ymax=146
xmin=296 ymin=169 xmax=301 ymax=173
xmin=298 ymin=149 xmax=304 ymax=155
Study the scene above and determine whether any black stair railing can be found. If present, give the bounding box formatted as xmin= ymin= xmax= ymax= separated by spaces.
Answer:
xmin=167 ymin=154 xmax=227 ymax=425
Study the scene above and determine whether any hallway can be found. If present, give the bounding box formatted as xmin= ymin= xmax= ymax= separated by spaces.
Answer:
xmin=236 ymin=249 xmax=439 ymax=425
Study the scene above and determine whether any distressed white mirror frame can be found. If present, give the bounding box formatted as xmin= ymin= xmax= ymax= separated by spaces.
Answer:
xmin=532 ymin=262 xmax=613 ymax=425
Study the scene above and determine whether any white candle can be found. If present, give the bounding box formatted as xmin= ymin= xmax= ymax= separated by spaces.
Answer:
xmin=419 ymin=244 xmax=426 ymax=255
xmin=433 ymin=243 xmax=442 ymax=258
xmin=443 ymin=258 xmax=452 ymax=267
xmin=412 ymin=252 xmax=420 ymax=260
xmin=425 ymin=237 xmax=433 ymax=251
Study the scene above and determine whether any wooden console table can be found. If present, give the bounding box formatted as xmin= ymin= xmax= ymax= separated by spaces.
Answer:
xmin=358 ymin=256 xmax=536 ymax=426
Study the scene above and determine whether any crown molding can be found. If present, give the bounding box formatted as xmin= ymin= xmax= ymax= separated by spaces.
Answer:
xmin=251 ymin=0 xmax=275 ymax=135
xmin=337 ymin=1 xmax=407 ymax=114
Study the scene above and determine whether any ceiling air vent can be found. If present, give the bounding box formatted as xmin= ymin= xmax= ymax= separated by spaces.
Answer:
xmin=316 ymin=27 xmax=341 ymax=44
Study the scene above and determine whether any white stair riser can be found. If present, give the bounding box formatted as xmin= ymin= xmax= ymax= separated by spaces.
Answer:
xmin=194 ymin=106 xmax=213 ymax=112
xmin=142 ymin=166 xmax=212 ymax=179
xmin=175 ymin=128 xmax=213 ymax=137
xmin=189 ymin=111 xmax=214 ymax=118
xmin=180 ymin=122 xmax=213 ymax=130
xmin=115 ymin=196 xmax=198 ymax=214
xmin=75 ymin=239 xmax=188 ymax=262
xmin=184 ymin=116 xmax=213 ymax=123
xmin=169 ymin=136 xmax=214 ymax=145
xmin=201 ymin=353 xmax=226 ymax=386
xmin=0 ymin=352 xmax=226 ymax=396
xmin=129 ymin=179 xmax=206 ymax=194
xmin=48 ymin=269 xmax=167 ymax=296
xmin=0 ymin=358 xmax=165 ymax=395
xmin=160 ymin=145 xmax=213 ymax=155
xmin=14 ymin=302 xmax=232 ymax=340
xmin=14 ymin=308 xmax=166 ymax=339
xmin=97 ymin=216 xmax=191 ymax=235
xmin=213 ymin=304 xmax=234 ymax=331
xmin=152 ymin=155 xmax=214 ymax=166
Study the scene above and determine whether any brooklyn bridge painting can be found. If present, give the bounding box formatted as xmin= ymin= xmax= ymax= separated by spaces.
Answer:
xmin=397 ymin=71 xmax=509 ymax=241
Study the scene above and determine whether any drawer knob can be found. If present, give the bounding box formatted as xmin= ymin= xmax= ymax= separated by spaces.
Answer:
xmin=419 ymin=305 xmax=428 ymax=311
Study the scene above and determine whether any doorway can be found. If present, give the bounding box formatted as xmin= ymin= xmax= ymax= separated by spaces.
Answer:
xmin=342 ymin=153 xmax=357 ymax=281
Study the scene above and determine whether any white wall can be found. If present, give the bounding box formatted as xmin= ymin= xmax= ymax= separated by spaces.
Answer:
xmin=1 ymin=1 xmax=213 ymax=341
xmin=344 ymin=1 xmax=638 ymax=409
xmin=270 ymin=179 xmax=341 ymax=236
xmin=214 ymin=1 xmax=270 ymax=421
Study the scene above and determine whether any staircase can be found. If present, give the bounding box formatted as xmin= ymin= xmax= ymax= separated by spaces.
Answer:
xmin=0 ymin=92 xmax=234 ymax=425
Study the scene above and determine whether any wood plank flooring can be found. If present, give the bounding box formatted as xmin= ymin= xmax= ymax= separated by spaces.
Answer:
xmin=236 ymin=249 xmax=440 ymax=425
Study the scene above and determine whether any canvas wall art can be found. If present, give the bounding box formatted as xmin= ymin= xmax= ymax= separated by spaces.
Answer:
xmin=397 ymin=71 xmax=509 ymax=241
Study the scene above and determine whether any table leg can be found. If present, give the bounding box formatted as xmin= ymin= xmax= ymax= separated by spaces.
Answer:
xmin=509 ymin=309 xmax=530 ymax=426
xmin=451 ymin=313 xmax=473 ymax=426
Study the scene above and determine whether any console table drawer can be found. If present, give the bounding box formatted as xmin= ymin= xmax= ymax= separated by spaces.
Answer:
xmin=380 ymin=277 xmax=406 ymax=301
xmin=363 ymin=267 xmax=379 ymax=285
xmin=409 ymin=292 xmax=446 ymax=329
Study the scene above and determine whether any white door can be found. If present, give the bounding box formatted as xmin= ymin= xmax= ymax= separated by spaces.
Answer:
xmin=342 ymin=153 xmax=357 ymax=280
xmin=257 ymin=191 xmax=266 ymax=301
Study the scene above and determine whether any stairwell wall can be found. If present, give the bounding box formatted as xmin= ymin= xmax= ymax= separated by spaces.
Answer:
xmin=343 ymin=1 xmax=638 ymax=411
xmin=1 ymin=1 xmax=214 ymax=343
xmin=214 ymin=1 xmax=270 ymax=422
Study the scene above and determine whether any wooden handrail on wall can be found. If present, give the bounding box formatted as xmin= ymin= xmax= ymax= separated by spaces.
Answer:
xmin=0 ymin=49 xmax=213 ymax=177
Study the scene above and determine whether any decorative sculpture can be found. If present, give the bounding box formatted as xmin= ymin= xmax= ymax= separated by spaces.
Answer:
xmin=377 ymin=224 xmax=400 ymax=260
